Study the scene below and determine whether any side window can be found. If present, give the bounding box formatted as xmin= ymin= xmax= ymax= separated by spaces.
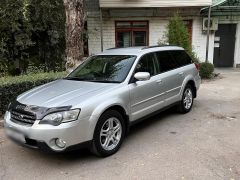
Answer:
xmin=135 ymin=53 xmax=157 ymax=76
xmin=156 ymin=51 xmax=179 ymax=73
xmin=170 ymin=50 xmax=192 ymax=67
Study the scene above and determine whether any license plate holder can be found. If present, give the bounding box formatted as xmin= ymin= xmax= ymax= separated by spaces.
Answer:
xmin=6 ymin=128 xmax=26 ymax=144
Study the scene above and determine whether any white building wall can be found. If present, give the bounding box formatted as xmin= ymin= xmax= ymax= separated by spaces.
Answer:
xmin=88 ymin=15 xmax=240 ymax=67
xmin=102 ymin=20 xmax=115 ymax=50
xmin=88 ymin=16 xmax=211 ymax=63
xmin=87 ymin=17 xmax=102 ymax=55
xmin=87 ymin=17 xmax=116 ymax=55
xmin=192 ymin=17 xmax=215 ymax=63
xmin=99 ymin=0 xmax=212 ymax=8
xmin=149 ymin=19 xmax=168 ymax=45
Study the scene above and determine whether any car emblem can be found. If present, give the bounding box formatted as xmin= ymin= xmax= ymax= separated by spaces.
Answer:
xmin=24 ymin=106 xmax=31 ymax=111
xmin=19 ymin=115 xmax=24 ymax=119
xmin=16 ymin=105 xmax=26 ymax=110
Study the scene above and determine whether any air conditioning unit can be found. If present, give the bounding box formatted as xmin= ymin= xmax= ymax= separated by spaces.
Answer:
xmin=202 ymin=18 xmax=218 ymax=31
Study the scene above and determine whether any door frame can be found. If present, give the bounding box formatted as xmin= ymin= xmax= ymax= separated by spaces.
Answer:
xmin=213 ymin=23 xmax=237 ymax=67
xmin=213 ymin=19 xmax=240 ymax=67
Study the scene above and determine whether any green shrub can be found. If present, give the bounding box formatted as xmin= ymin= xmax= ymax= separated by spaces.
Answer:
xmin=0 ymin=59 xmax=8 ymax=77
xmin=0 ymin=72 xmax=67 ymax=115
xmin=199 ymin=62 xmax=214 ymax=79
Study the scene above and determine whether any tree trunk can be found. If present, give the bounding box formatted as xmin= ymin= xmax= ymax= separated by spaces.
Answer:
xmin=63 ymin=0 xmax=85 ymax=71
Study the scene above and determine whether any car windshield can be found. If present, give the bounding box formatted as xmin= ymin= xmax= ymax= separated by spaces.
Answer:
xmin=66 ymin=55 xmax=136 ymax=83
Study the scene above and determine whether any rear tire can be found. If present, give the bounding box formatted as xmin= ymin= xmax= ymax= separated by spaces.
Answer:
xmin=91 ymin=110 xmax=126 ymax=157
xmin=178 ymin=84 xmax=194 ymax=114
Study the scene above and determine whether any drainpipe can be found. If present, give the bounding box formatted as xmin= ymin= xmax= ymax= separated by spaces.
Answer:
xmin=100 ymin=8 xmax=103 ymax=52
xmin=205 ymin=5 xmax=212 ymax=63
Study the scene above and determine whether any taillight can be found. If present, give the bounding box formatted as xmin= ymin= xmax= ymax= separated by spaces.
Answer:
xmin=195 ymin=63 xmax=200 ymax=71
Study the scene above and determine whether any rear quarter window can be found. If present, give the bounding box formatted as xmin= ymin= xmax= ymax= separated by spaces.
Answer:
xmin=169 ymin=50 xmax=192 ymax=67
xmin=155 ymin=51 xmax=179 ymax=73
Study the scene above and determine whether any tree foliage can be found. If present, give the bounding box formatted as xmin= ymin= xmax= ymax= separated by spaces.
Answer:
xmin=28 ymin=0 xmax=66 ymax=72
xmin=165 ymin=13 xmax=199 ymax=63
xmin=0 ymin=0 xmax=66 ymax=76
xmin=166 ymin=14 xmax=192 ymax=53
xmin=0 ymin=0 xmax=33 ymax=75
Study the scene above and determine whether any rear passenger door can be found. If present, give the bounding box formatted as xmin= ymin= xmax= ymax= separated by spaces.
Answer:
xmin=170 ymin=50 xmax=193 ymax=87
xmin=155 ymin=51 xmax=183 ymax=104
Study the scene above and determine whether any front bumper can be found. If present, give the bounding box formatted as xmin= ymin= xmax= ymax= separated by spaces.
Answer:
xmin=8 ymin=136 xmax=92 ymax=153
xmin=4 ymin=112 xmax=94 ymax=152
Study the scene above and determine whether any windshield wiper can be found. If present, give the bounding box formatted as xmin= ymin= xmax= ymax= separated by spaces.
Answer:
xmin=64 ymin=77 xmax=90 ymax=81
xmin=64 ymin=77 xmax=120 ymax=83
xmin=89 ymin=80 xmax=121 ymax=83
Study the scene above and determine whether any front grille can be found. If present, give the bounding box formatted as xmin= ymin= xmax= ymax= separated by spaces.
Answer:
xmin=10 ymin=109 xmax=36 ymax=126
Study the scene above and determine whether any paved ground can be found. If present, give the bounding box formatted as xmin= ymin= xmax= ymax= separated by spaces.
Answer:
xmin=0 ymin=69 xmax=240 ymax=180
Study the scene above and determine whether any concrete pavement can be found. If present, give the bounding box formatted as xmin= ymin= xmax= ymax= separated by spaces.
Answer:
xmin=0 ymin=69 xmax=240 ymax=180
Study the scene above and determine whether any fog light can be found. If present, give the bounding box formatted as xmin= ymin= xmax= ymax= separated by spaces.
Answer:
xmin=55 ymin=138 xmax=66 ymax=148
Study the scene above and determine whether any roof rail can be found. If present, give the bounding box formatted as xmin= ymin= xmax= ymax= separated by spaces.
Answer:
xmin=141 ymin=45 xmax=180 ymax=50
xmin=106 ymin=47 xmax=118 ymax=50
xmin=106 ymin=47 xmax=136 ymax=50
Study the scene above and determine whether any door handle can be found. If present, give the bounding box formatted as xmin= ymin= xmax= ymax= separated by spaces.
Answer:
xmin=156 ymin=80 xmax=162 ymax=84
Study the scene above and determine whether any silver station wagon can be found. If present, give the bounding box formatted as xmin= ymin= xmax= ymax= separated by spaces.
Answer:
xmin=4 ymin=46 xmax=201 ymax=157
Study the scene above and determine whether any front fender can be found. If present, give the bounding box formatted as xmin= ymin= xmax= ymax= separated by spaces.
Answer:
xmin=86 ymin=99 xmax=129 ymax=137
xmin=91 ymin=99 xmax=129 ymax=118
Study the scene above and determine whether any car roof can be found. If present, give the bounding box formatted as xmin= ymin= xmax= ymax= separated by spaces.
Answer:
xmin=98 ymin=46 xmax=185 ymax=56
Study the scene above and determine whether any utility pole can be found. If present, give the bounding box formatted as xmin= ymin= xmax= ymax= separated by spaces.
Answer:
xmin=205 ymin=5 xmax=212 ymax=63
xmin=100 ymin=8 xmax=103 ymax=52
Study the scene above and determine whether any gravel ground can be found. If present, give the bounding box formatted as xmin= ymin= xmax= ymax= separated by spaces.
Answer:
xmin=0 ymin=69 xmax=240 ymax=180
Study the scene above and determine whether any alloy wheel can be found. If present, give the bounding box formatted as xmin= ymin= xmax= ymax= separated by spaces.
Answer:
xmin=183 ymin=88 xmax=193 ymax=110
xmin=100 ymin=117 xmax=122 ymax=151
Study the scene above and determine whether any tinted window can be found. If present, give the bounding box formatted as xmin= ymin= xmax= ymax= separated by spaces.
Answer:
xmin=67 ymin=55 xmax=136 ymax=83
xmin=156 ymin=51 xmax=179 ymax=72
xmin=135 ymin=53 xmax=157 ymax=76
xmin=170 ymin=50 xmax=192 ymax=67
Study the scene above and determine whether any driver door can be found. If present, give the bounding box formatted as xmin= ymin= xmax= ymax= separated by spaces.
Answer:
xmin=128 ymin=52 xmax=165 ymax=121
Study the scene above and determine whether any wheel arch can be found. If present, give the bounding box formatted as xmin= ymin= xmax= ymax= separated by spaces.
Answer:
xmin=181 ymin=76 xmax=197 ymax=98
xmin=102 ymin=105 xmax=130 ymax=131
xmin=91 ymin=102 xmax=130 ymax=135
xmin=187 ymin=80 xmax=197 ymax=98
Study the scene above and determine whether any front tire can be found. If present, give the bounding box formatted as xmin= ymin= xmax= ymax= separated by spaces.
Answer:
xmin=91 ymin=110 xmax=126 ymax=157
xmin=178 ymin=84 xmax=194 ymax=114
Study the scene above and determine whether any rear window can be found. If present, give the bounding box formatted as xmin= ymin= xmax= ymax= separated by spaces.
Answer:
xmin=169 ymin=50 xmax=192 ymax=67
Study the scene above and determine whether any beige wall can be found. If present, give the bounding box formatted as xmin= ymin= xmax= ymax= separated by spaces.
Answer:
xmin=99 ymin=0 xmax=212 ymax=8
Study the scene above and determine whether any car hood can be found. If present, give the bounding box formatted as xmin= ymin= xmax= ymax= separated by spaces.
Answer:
xmin=17 ymin=79 xmax=119 ymax=107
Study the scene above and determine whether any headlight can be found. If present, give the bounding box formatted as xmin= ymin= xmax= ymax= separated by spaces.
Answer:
xmin=39 ymin=109 xmax=80 ymax=126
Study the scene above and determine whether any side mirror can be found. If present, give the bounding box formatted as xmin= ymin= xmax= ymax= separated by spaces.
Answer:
xmin=134 ymin=72 xmax=150 ymax=81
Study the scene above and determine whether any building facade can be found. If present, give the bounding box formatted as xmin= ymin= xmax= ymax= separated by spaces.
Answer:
xmin=86 ymin=0 xmax=240 ymax=68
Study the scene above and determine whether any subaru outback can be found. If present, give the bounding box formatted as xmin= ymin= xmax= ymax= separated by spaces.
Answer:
xmin=4 ymin=46 xmax=201 ymax=157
